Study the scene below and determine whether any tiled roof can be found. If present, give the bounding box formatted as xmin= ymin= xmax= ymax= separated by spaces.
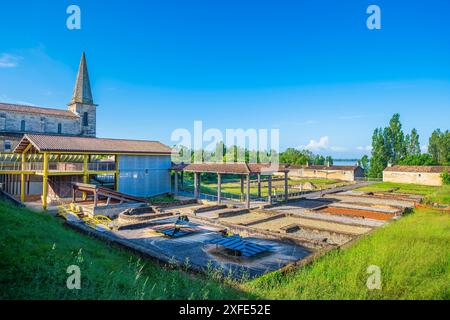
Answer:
xmin=384 ymin=165 xmax=450 ymax=173
xmin=14 ymin=134 xmax=172 ymax=154
xmin=0 ymin=102 xmax=79 ymax=118
xmin=288 ymin=165 xmax=360 ymax=171
xmin=171 ymin=162 xmax=289 ymax=174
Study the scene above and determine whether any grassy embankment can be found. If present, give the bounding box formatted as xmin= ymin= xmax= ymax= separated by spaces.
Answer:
xmin=243 ymin=207 xmax=450 ymax=299
xmin=0 ymin=200 xmax=243 ymax=300
xmin=1 ymin=183 xmax=449 ymax=299
xmin=357 ymin=182 xmax=450 ymax=205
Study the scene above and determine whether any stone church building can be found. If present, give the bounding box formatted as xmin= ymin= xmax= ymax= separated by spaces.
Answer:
xmin=0 ymin=52 xmax=97 ymax=152
xmin=0 ymin=53 xmax=172 ymax=207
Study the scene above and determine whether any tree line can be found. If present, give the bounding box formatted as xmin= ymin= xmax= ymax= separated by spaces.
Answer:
xmin=172 ymin=143 xmax=334 ymax=166
xmin=363 ymin=114 xmax=450 ymax=178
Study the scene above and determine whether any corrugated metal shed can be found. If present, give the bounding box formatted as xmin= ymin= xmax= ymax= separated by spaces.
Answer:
xmin=118 ymin=155 xmax=171 ymax=197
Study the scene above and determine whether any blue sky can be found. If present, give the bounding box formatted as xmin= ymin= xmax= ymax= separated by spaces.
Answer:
xmin=0 ymin=0 xmax=449 ymax=158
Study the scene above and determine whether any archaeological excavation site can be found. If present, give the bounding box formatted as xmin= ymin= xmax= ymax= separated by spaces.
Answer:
xmin=59 ymin=180 xmax=420 ymax=279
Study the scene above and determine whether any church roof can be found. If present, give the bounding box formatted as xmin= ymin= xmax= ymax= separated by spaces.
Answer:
xmin=14 ymin=134 xmax=172 ymax=155
xmin=0 ymin=102 xmax=79 ymax=118
xmin=69 ymin=52 xmax=94 ymax=105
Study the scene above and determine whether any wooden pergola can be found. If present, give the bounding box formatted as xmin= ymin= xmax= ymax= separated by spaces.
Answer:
xmin=171 ymin=162 xmax=290 ymax=208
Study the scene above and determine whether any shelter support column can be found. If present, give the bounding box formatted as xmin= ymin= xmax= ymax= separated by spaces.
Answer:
xmin=217 ymin=173 xmax=222 ymax=204
xmin=20 ymin=152 xmax=26 ymax=202
xmin=194 ymin=172 xmax=199 ymax=199
xmin=115 ymin=155 xmax=120 ymax=192
xmin=240 ymin=176 xmax=244 ymax=202
xmin=173 ymin=171 xmax=179 ymax=195
xmin=82 ymin=155 xmax=89 ymax=200
xmin=42 ymin=153 xmax=49 ymax=210
xmin=267 ymin=175 xmax=272 ymax=205
xmin=284 ymin=171 xmax=288 ymax=202
xmin=257 ymin=173 xmax=261 ymax=198
xmin=246 ymin=174 xmax=251 ymax=209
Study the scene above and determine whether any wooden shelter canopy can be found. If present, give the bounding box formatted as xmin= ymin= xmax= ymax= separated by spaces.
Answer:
xmin=171 ymin=162 xmax=289 ymax=175
xmin=13 ymin=134 xmax=172 ymax=155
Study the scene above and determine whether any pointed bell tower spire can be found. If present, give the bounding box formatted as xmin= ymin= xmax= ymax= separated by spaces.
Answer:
xmin=70 ymin=52 xmax=94 ymax=105
xmin=68 ymin=52 xmax=97 ymax=137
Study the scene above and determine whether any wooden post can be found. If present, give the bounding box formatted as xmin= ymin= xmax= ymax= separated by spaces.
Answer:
xmin=173 ymin=171 xmax=179 ymax=195
xmin=246 ymin=174 xmax=251 ymax=209
xmin=284 ymin=171 xmax=288 ymax=202
xmin=194 ymin=172 xmax=199 ymax=199
xmin=20 ymin=152 xmax=26 ymax=202
xmin=217 ymin=173 xmax=222 ymax=204
xmin=240 ymin=176 xmax=244 ymax=202
xmin=115 ymin=155 xmax=120 ymax=192
xmin=82 ymin=155 xmax=89 ymax=200
xmin=180 ymin=172 xmax=184 ymax=189
xmin=257 ymin=173 xmax=261 ymax=198
xmin=42 ymin=153 xmax=49 ymax=210
xmin=268 ymin=175 xmax=272 ymax=205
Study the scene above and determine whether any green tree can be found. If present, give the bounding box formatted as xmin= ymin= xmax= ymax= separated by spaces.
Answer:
xmin=369 ymin=128 xmax=389 ymax=178
xmin=385 ymin=113 xmax=406 ymax=163
xmin=360 ymin=155 xmax=370 ymax=175
xmin=429 ymin=129 xmax=450 ymax=165
xmin=405 ymin=128 xmax=421 ymax=157
xmin=325 ymin=156 xmax=333 ymax=166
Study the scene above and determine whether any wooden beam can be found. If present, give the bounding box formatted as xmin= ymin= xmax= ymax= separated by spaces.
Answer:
xmin=217 ymin=173 xmax=222 ymax=204
xmin=82 ymin=155 xmax=88 ymax=200
xmin=257 ymin=173 xmax=261 ymax=198
xmin=115 ymin=155 xmax=120 ymax=192
xmin=42 ymin=153 xmax=49 ymax=210
xmin=284 ymin=171 xmax=289 ymax=202
xmin=246 ymin=174 xmax=251 ymax=209
xmin=268 ymin=175 xmax=272 ymax=205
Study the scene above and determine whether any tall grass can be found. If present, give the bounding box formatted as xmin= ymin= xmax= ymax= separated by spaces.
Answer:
xmin=0 ymin=201 xmax=244 ymax=300
xmin=242 ymin=208 xmax=450 ymax=299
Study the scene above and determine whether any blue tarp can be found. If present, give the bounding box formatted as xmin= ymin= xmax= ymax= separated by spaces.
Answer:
xmin=208 ymin=235 xmax=271 ymax=257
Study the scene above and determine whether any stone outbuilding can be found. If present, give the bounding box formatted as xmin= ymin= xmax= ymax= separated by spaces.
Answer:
xmin=383 ymin=165 xmax=450 ymax=186
xmin=286 ymin=164 xmax=365 ymax=182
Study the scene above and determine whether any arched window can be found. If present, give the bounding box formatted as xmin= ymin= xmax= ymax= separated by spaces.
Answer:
xmin=82 ymin=112 xmax=88 ymax=126
xmin=20 ymin=120 xmax=26 ymax=131
xmin=57 ymin=123 xmax=62 ymax=134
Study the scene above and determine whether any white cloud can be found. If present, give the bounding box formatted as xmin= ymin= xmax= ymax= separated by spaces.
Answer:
xmin=301 ymin=136 xmax=347 ymax=152
xmin=421 ymin=145 xmax=428 ymax=153
xmin=0 ymin=53 xmax=21 ymax=68
xmin=356 ymin=145 xmax=372 ymax=152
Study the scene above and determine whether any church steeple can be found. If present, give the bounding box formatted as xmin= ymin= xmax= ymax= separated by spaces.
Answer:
xmin=69 ymin=52 xmax=94 ymax=105
xmin=68 ymin=52 xmax=97 ymax=137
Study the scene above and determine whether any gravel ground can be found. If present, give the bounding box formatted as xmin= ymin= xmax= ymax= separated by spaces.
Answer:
xmin=251 ymin=216 xmax=372 ymax=235
xmin=219 ymin=212 xmax=272 ymax=225
xmin=323 ymin=194 xmax=415 ymax=208
xmin=291 ymin=228 xmax=354 ymax=245
xmin=277 ymin=210 xmax=386 ymax=227
xmin=329 ymin=202 xmax=400 ymax=214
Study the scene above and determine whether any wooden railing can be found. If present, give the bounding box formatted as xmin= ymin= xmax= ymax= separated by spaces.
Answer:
xmin=0 ymin=161 xmax=116 ymax=173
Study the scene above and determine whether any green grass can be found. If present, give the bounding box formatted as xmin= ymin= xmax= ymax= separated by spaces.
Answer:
xmin=242 ymin=208 xmax=450 ymax=299
xmin=0 ymin=201 xmax=244 ymax=300
xmin=357 ymin=182 xmax=450 ymax=205
xmin=148 ymin=194 xmax=180 ymax=204
xmin=1 ymin=189 xmax=449 ymax=300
